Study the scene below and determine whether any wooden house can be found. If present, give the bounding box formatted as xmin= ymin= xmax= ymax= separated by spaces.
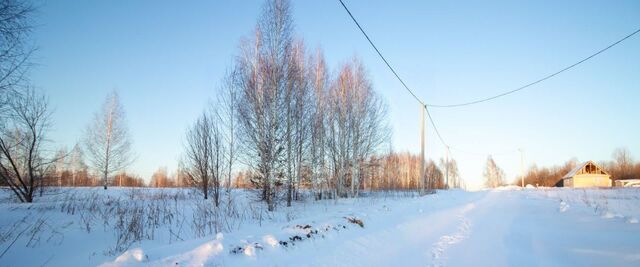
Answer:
xmin=562 ymin=161 xmax=611 ymax=188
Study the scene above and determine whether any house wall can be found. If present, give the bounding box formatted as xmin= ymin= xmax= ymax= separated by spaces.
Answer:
xmin=564 ymin=178 xmax=573 ymax=187
xmin=571 ymin=174 xmax=611 ymax=187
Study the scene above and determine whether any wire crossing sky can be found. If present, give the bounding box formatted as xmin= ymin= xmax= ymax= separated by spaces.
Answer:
xmin=339 ymin=0 xmax=639 ymax=150
xmin=338 ymin=0 xmax=449 ymax=149
xmin=426 ymin=27 xmax=640 ymax=108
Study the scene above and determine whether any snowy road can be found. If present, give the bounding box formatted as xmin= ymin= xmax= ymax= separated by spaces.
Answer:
xmin=447 ymin=190 xmax=640 ymax=267
xmin=3 ymin=188 xmax=639 ymax=266
xmin=99 ymin=189 xmax=640 ymax=266
xmin=210 ymin=190 xmax=640 ymax=267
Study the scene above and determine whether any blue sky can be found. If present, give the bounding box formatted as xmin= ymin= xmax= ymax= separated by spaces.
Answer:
xmin=31 ymin=0 xmax=639 ymax=188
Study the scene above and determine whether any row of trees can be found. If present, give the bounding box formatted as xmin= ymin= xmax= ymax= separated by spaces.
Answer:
xmin=363 ymin=153 xmax=462 ymax=190
xmin=604 ymin=147 xmax=640 ymax=183
xmin=521 ymin=160 xmax=575 ymax=187
xmin=41 ymin=149 xmax=463 ymax=192
xmin=232 ymin=153 xmax=462 ymax=192
xmin=180 ymin=0 xmax=461 ymax=210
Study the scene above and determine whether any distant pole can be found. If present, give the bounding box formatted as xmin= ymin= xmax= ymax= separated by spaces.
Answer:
xmin=420 ymin=104 xmax=425 ymax=194
xmin=445 ymin=145 xmax=449 ymax=189
xmin=519 ymin=148 xmax=524 ymax=187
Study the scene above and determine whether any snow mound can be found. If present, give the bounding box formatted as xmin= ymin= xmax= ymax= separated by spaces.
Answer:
xmin=171 ymin=239 xmax=224 ymax=266
xmin=559 ymin=201 xmax=570 ymax=213
xmin=101 ymin=248 xmax=147 ymax=267
xmin=602 ymin=212 xmax=615 ymax=218
xmin=263 ymin=235 xmax=279 ymax=247
xmin=243 ymin=244 xmax=256 ymax=256
xmin=142 ymin=234 xmax=225 ymax=266
xmin=601 ymin=212 xmax=623 ymax=219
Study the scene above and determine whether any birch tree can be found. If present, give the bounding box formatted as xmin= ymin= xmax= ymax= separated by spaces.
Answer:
xmin=309 ymin=50 xmax=329 ymax=199
xmin=216 ymin=71 xmax=239 ymax=195
xmin=484 ymin=155 xmax=505 ymax=188
xmin=68 ymin=144 xmax=86 ymax=187
xmin=84 ymin=91 xmax=133 ymax=190
xmin=283 ymin=40 xmax=312 ymax=206
xmin=236 ymin=0 xmax=294 ymax=211
xmin=327 ymin=58 xmax=389 ymax=198
xmin=440 ymin=157 xmax=461 ymax=189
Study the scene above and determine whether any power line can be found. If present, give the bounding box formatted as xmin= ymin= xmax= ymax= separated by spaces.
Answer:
xmin=427 ymin=27 xmax=640 ymax=108
xmin=337 ymin=0 xmax=425 ymax=106
xmin=338 ymin=0 xmax=638 ymax=157
xmin=338 ymin=0 xmax=448 ymax=147
xmin=424 ymin=105 xmax=447 ymax=146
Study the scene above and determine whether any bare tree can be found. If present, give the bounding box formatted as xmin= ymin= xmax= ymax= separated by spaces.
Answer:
xmin=309 ymin=49 xmax=329 ymax=199
xmin=184 ymin=112 xmax=212 ymax=200
xmin=232 ymin=0 xmax=390 ymax=207
xmin=235 ymin=0 xmax=294 ymax=211
xmin=84 ymin=91 xmax=133 ymax=190
xmin=183 ymin=110 xmax=225 ymax=205
xmin=51 ymin=147 xmax=67 ymax=186
xmin=484 ymin=155 xmax=505 ymax=188
xmin=68 ymin=144 xmax=87 ymax=187
xmin=0 ymin=0 xmax=34 ymax=107
xmin=150 ymin=166 xmax=173 ymax=188
xmin=522 ymin=159 xmax=577 ymax=187
xmin=425 ymin=159 xmax=444 ymax=190
xmin=326 ymin=58 xmax=389 ymax=198
xmin=209 ymin=113 xmax=224 ymax=206
xmin=612 ymin=147 xmax=633 ymax=181
xmin=216 ymin=71 xmax=239 ymax=195
xmin=283 ymin=39 xmax=312 ymax=206
xmin=0 ymin=89 xmax=53 ymax=202
xmin=439 ymin=157 xmax=461 ymax=189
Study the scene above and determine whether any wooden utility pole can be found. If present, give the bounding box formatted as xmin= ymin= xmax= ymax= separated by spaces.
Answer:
xmin=420 ymin=104 xmax=425 ymax=194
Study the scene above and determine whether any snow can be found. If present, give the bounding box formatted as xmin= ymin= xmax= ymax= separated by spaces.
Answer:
xmin=1 ymin=187 xmax=639 ymax=266
xmin=103 ymin=248 xmax=147 ymax=266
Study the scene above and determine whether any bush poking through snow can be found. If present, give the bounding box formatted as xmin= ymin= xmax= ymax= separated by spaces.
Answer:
xmin=345 ymin=217 xmax=364 ymax=228
xmin=230 ymin=221 xmax=359 ymax=254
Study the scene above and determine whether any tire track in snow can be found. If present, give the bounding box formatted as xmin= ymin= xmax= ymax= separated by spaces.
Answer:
xmin=429 ymin=203 xmax=475 ymax=267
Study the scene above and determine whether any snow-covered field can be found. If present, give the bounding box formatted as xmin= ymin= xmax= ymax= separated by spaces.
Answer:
xmin=0 ymin=187 xmax=639 ymax=267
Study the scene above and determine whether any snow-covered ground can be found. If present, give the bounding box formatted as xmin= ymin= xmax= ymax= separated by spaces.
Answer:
xmin=0 ymin=187 xmax=639 ymax=267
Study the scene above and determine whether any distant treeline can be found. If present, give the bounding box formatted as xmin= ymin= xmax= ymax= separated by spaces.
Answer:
xmin=520 ymin=147 xmax=639 ymax=187
xmin=2 ymin=151 xmax=460 ymax=192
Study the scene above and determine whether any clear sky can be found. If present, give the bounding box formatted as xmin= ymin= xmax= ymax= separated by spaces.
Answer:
xmin=30 ymin=0 xmax=640 ymax=189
